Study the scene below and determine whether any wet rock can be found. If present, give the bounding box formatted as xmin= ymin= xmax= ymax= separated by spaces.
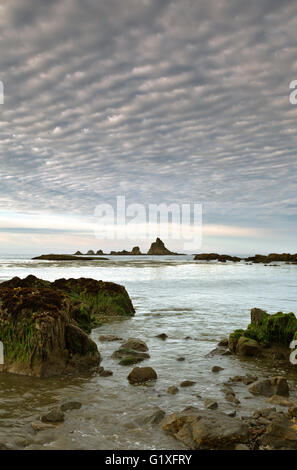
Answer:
xmin=180 ymin=380 xmax=196 ymax=387
xmin=287 ymin=406 xmax=297 ymax=418
xmin=242 ymin=375 xmax=258 ymax=385
xmin=162 ymin=407 xmax=248 ymax=449
xmin=128 ymin=366 xmax=158 ymax=384
xmin=144 ymin=407 xmax=166 ymax=425
xmin=248 ymin=377 xmax=289 ymax=397
xmin=112 ymin=346 xmax=150 ymax=366
xmin=156 ymin=333 xmax=168 ymax=340
xmin=268 ymin=395 xmax=295 ymax=407
xmin=0 ymin=286 xmax=100 ymax=377
xmin=60 ymin=401 xmax=82 ymax=412
xmin=176 ymin=357 xmax=185 ymax=361
xmin=228 ymin=308 xmax=297 ymax=357
xmin=41 ymin=407 xmax=65 ymax=423
xmin=237 ymin=337 xmax=261 ymax=356
xmin=212 ymin=366 xmax=224 ymax=373
xmin=31 ymin=422 xmax=56 ymax=432
xmin=98 ymin=367 xmax=113 ymax=377
xmin=260 ymin=421 xmax=297 ymax=449
xmin=121 ymin=338 xmax=148 ymax=352
xmin=222 ymin=386 xmax=240 ymax=405
xmin=218 ymin=338 xmax=229 ymax=347
xmin=205 ymin=347 xmax=227 ymax=357
xmin=167 ymin=386 xmax=179 ymax=395
xmin=204 ymin=399 xmax=218 ymax=410
xmin=99 ymin=335 xmax=122 ymax=342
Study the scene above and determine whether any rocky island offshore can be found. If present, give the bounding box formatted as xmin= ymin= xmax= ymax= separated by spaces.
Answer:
xmin=194 ymin=252 xmax=297 ymax=263
xmin=33 ymin=238 xmax=182 ymax=260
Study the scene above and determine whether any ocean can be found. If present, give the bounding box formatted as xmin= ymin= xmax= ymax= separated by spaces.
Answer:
xmin=0 ymin=254 xmax=296 ymax=449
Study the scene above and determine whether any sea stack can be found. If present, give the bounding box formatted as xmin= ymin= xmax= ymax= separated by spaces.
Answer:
xmin=147 ymin=238 xmax=177 ymax=255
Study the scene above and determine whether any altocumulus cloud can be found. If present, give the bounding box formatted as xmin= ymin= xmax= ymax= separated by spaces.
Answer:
xmin=0 ymin=0 xmax=297 ymax=251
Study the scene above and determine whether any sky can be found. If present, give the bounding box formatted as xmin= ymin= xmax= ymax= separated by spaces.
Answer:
xmin=0 ymin=0 xmax=297 ymax=254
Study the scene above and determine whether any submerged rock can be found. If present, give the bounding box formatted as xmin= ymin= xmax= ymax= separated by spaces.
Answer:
xmin=0 ymin=286 xmax=100 ymax=377
xmin=60 ymin=401 xmax=82 ymax=412
xmin=167 ymin=386 xmax=179 ymax=395
xmin=180 ymin=380 xmax=196 ymax=387
xmin=41 ymin=407 xmax=65 ymax=423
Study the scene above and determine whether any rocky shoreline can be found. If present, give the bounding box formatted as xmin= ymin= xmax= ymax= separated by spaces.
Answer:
xmin=0 ymin=275 xmax=297 ymax=450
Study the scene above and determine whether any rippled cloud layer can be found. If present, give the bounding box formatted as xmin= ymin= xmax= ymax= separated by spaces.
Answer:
xmin=0 ymin=0 xmax=297 ymax=251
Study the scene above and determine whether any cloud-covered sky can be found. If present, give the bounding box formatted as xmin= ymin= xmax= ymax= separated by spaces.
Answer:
xmin=0 ymin=0 xmax=297 ymax=253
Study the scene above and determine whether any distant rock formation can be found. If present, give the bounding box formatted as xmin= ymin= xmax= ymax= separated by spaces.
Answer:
xmin=96 ymin=250 xmax=104 ymax=255
xmin=194 ymin=253 xmax=241 ymax=262
xmin=74 ymin=251 xmax=82 ymax=255
xmin=86 ymin=250 xmax=95 ymax=255
xmin=147 ymin=238 xmax=179 ymax=255
xmin=110 ymin=246 xmax=143 ymax=255
xmin=131 ymin=246 xmax=141 ymax=255
xmin=193 ymin=253 xmax=297 ymax=264
xmin=33 ymin=254 xmax=108 ymax=261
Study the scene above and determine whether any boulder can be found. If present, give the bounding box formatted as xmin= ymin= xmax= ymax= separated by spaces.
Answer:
xmin=0 ymin=287 xmax=100 ymax=377
xmin=248 ymin=377 xmax=289 ymax=397
xmin=162 ymin=407 xmax=248 ymax=450
xmin=1 ymin=275 xmax=135 ymax=333
xmin=260 ymin=421 xmax=297 ymax=449
xmin=127 ymin=367 xmax=158 ymax=384
xmin=120 ymin=338 xmax=148 ymax=352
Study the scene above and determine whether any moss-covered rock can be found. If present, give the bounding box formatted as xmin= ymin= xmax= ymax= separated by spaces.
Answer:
xmin=0 ymin=287 xmax=100 ymax=377
xmin=236 ymin=336 xmax=261 ymax=356
xmin=228 ymin=308 xmax=297 ymax=358
xmin=1 ymin=275 xmax=135 ymax=333
xmin=228 ymin=329 xmax=245 ymax=352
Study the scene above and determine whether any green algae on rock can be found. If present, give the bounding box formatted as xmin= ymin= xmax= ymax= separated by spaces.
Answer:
xmin=0 ymin=287 xmax=100 ymax=377
xmin=228 ymin=308 xmax=297 ymax=360
xmin=1 ymin=275 xmax=135 ymax=334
